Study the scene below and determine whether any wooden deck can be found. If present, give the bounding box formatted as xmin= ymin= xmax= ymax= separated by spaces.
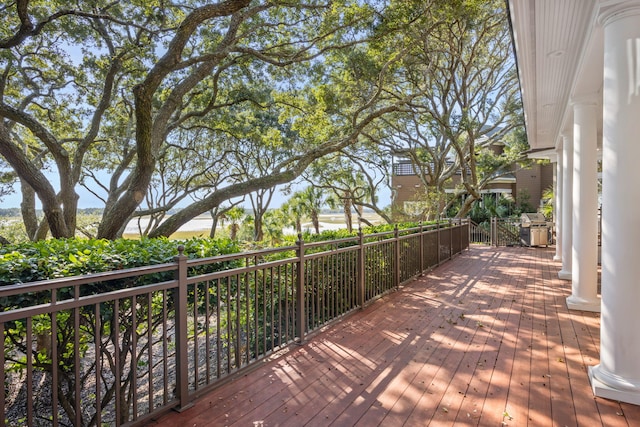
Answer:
xmin=146 ymin=246 xmax=640 ymax=426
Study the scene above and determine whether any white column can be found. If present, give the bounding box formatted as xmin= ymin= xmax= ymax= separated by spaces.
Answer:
xmin=566 ymin=97 xmax=600 ymax=312
xmin=589 ymin=1 xmax=640 ymax=405
xmin=558 ymin=132 xmax=573 ymax=280
xmin=553 ymin=144 xmax=563 ymax=262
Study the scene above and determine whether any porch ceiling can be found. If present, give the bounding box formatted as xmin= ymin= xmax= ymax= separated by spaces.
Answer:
xmin=508 ymin=0 xmax=604 ymax=151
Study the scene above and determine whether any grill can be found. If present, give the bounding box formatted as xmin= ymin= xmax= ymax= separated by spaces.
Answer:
xmin=520 ymin=212 xmax=549 ymax=246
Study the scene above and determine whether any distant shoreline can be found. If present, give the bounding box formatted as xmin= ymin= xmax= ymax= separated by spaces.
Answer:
xmin=124 ymin=213 xmax=384 ymax=235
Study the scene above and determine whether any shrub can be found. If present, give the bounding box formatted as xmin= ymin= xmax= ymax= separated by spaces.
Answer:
xmin=1 ymin=236 xmax=242 ymax=426
xmin=0 ymin=236 xmax=241 ymax=286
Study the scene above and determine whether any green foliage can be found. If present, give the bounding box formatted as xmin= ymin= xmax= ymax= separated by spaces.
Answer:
xmin=0 ymin=219 xmax=29 ymax=243
xmin=265 ymin=221 xmax=438 ymax=250
xmin=540 ymin=186 xmax=554 ymax=220
xmin=0 ymin=236 xmax=241 ymax=287
xmin=516 ymin=189 xmax=535 ymax=214
xmin=468 ymin=195 xmax=519 ymax=224
xmin=1 ymin=235 xmax=243 ymax=424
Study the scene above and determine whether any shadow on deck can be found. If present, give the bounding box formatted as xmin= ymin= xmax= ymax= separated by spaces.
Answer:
xmin=146 ymin=246 xmax=639 ymax=426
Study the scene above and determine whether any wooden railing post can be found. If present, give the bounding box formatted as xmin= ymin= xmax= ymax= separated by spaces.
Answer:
xmin=295 ymin=234 xmax=306 ymax=343
xmin=419 ymin=222 xmax=425 ymax=275
xmin=449 ymin=219 xmax=453 ymax=260
xmin=358 ymin=228 xmax=365 ymax=308
xmin=437 ymin=219 xmax=441 ymax=266
xmin=491 ymin=217 xmax=496 ymax=246
xmin=394 ymin=225 xmax=400 ymax=289
xmin=173 ymin=245 xmax=193 ymax=411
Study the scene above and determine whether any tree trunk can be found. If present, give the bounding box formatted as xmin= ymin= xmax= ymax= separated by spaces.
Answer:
xmin=254 ymin=214 xmax=264 ymax=241
xmin=147 ymin=99 xmax=412 ymax=238
xmin=209 ymin=215 xmax=219 ymax=238
xmin=34 ymin=216 xmax=50 ymax=241
xmin=311 ymin=212 xmax=320 ymax=234
xmin=0 ymin=125 xmax=71 ymax=238
xmin=20 ymin=180 xmax=38 ymax=241
xmin=358 ymin=202 xmax=393 ymax=224
xmin=457 ymin=193 xmax=479 ymax=218
xmin=148 ymin=168 xmax=302 ymax=238
xmin=97 ymin=83 xmax=155 ymax=239
xmin=343 ymin=199 xmax=353 ymax=233
xmin=98 ymin=1 xmax=252 ymax=239
xmin=359 ymin=216 xmax=374 ymax=227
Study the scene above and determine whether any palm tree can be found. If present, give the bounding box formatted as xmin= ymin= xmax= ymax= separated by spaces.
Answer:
xmin=317 ymin=168 xmax=373 ymax=233
xmin=262 ymin=209 xmax=286 ymax=245
xmin=209 ymin=203 xmax=241 ymax=239
xmin=326 ymin=191 xmax=354 ymax=232
xmin=226 ymin=207 xmax=245 ymax=240
xmin=300 ymin=186 xmax=325 ymax=234
xmin=289 ymin=186 xmax=325 ymax=234
xmin=281 ymin=199 xmax=305 ymax=234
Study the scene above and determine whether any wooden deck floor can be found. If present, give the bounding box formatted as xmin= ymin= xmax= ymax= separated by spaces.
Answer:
xmin=146 ymin=246 xmax=640 ymax=426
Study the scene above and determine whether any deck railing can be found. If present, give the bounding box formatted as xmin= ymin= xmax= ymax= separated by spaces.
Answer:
xmin=1 ymin=220 xmax=469 ymax=427
xmin=491 ymin=217 xmax=521 ymax=246
xmin=469 ymin=220 xmax=491 ymax=245
xmin=468 ymin=218 xmax=524 ymax=247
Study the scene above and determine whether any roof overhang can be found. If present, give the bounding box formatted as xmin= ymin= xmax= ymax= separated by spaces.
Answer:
xmin=508 ymin=0 xmax=604 ymax=151
xmin=526 ymin=147 xmax=557 ymax=162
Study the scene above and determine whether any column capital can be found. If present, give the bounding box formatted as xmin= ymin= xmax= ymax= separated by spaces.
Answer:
xmin=560 ymin=129 xmax=573 ymax=141
xmin=598 ymin=1 xmax=640 ymax=27
xmin=571 ymin=93 xmax=600 ymax=107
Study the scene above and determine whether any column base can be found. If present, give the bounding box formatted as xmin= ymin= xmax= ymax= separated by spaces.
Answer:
xmin=566 ymin=295 xmax=601 ymax=312
xmin=558 ymin=269 xmax=572 ymax=280
xmin=589 ymin=365 xmax=640 ymax=405
xmin=553 ymin=255 xmax=562 ymax=262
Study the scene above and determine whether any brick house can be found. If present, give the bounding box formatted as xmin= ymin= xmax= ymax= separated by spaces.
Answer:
xmin=391 ymin=149 xmax=553 ymax=216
